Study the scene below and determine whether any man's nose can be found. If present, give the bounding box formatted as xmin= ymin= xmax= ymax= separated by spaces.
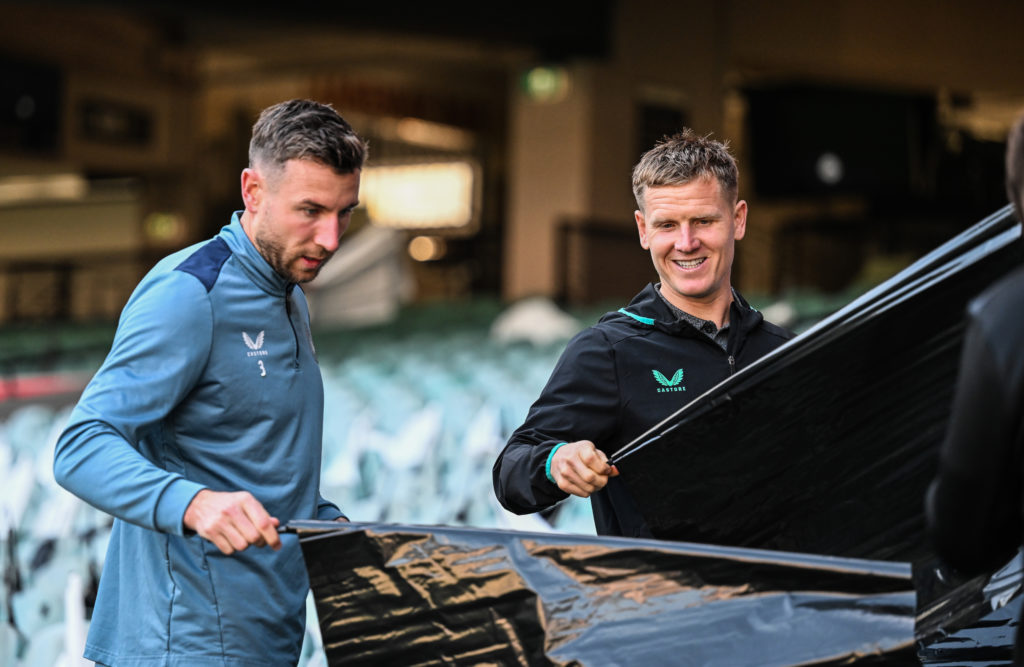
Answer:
xmin=674 ymin=226 xmax=700 ymax=252
xmin=313 ymin=217 xmax=343 ymax=253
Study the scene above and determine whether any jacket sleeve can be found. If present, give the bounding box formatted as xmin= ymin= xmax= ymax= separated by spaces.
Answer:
xmin=493 ymin=327 xmax=621 ymax=515
xmin=925 ymin=304 xmax=1022 ymax=574
xmin=53 ymin=272 xmax=211 ymax=536
xmin=316 ymin=495 xmax=346 ymax=521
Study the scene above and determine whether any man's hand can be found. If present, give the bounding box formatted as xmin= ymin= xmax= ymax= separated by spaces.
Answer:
xmin=550 ymin=440 xmax=619 ymax=498
xmin=183 ymin=489 xmax=281 ymax=555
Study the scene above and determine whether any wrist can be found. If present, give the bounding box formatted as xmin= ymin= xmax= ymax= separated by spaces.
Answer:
xmin=164 ymin=482 xmax=208 ymax=536
xmin=545 ymin=442 xmax=569 ymax=484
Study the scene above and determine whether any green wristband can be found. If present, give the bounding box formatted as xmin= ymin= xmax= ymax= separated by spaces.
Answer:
xmin=545 ymin=442 xmax=569 ymax=484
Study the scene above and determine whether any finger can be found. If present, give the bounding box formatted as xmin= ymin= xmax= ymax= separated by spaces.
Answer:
xmin=222 ymin=523 xmax=254 ymax=553
xmin=553 ymin=464 xmax=588 ymax=495
xmin=577 ymin=445 xmax=604 ymax=468
xmin=562 ymin=468 xmax=606 ymax=495
xmin=573 ymin=467 xmax=605 ymax=490
xmin=570 ymin=456 xmax=613 ymax=487
xmin=560 ymin=480 xmax=594 ymax=498
xmin=247 ymin=530 xmax=268 ymax=548
xmin=210 ymin=532 xmax=236 ymax=556
xmin=577 ymin=447 xmax=614 ymax=476
xmin=265 ymin=516 xmax=281 ymax=550
xmin=609 ymin=464 xmax=620 ymax=477
xmin=242 ymin=499 xmax=281 ymax=550
xmin=554 ymin=458 xmax=605 ymax=494
xmin=231 ymin=511 xmax=267 ymax=547
xmin=578 ymin=476 xmax=608 ymax=493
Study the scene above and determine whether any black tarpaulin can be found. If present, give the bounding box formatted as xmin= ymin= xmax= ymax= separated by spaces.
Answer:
xmin=913 ymin=552 xmax=1023 ymax=665
xmin=296 ymin=207 xmax=1023 ymax=665
xmin=292 ymin=520 xmax=917 ymax=666
xmin=611 ymin=205 xmax=1023 ymax=563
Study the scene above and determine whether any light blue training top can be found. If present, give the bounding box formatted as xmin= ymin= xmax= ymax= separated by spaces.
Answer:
xmin=54 ymin=213 xmax=343 ymax=666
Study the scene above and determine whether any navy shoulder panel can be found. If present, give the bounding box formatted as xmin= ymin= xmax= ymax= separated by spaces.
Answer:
xmin=174 ymin=237 xmax=232 ymax=292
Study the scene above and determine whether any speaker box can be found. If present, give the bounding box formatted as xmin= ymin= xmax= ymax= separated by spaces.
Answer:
xmin=745 ymin=84 xmax=936 ymax=200
xmin=0 ymin=54 xmax=63 ymax=155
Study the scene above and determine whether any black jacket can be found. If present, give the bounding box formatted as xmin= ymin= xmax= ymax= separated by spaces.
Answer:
xmin=493 ymin=283 xmax=795 ymax=537
xmin=926 ymin=265 xmax=1024 ymax=661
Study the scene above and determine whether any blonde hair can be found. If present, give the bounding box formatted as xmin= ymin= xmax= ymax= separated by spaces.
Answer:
xmin=632 ymin=128 xmax=738 ymax=210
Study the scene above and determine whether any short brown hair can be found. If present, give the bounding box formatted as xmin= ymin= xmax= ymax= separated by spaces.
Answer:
xmin=249 ymin=99 xmax=367 ymax=177
xmin=632 ymin=129 xmax=739 ymax=211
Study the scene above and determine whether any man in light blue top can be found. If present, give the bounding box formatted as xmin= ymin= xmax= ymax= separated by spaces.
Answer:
xmin=53 ymin=99 xmax=366 ymax=666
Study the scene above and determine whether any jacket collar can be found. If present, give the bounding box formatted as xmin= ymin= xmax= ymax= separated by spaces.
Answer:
xmin=615 ymin=283 xmax=764 ymax=339
xmin=219 ymin=211 xmax=294 ymax=297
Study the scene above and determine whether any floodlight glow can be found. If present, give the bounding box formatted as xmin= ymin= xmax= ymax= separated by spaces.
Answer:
xmin=361 ymin=161 xmax=476 ymax=230
xmin=0 ymin=173 xmax=88 ymax=205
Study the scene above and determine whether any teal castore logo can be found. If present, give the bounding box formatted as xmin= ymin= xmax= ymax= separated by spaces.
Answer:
xmin=652 ymin=369 xmax=685 ymax=393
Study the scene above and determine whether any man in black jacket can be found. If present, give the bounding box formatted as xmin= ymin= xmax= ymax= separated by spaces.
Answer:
xmin=926 ymin=111 xmax=1024 ymax=661
xmin=493 ymin=129 xmax=794 ymax=537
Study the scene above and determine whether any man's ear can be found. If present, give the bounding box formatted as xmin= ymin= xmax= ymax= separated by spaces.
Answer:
xmin=635 ymin=210 xmax=650 ymax=249
xmin=733 ymin=200 xmax=748 ymax=241
xmin=241 ymin=168 xmax=261 ymax=213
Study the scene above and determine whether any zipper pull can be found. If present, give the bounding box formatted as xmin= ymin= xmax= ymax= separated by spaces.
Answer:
xmin=728 ymin=355 xmax=736 ymax=375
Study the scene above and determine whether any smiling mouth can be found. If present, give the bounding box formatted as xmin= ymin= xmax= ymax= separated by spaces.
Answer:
xmin=673 ymin=258 xmax=705 ymax=270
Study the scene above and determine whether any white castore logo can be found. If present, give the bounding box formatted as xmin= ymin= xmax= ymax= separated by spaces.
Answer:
xmin=243 ymin=331 xmax=268 ymax=357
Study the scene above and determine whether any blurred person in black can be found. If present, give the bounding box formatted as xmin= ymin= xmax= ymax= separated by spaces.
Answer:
xmin=493 ymin=129 xmax=794 ymax=537
xmin=926 ymin=110 xmax=1024 ymax=661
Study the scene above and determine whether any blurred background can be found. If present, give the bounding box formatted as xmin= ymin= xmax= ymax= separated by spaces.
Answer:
xmin=2 ymin=0 xmax=1024 ymax=664
xmin=1 ymin=0 xmax=1022 ymax=321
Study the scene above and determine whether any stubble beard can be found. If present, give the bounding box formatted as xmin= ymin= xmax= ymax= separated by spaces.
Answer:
xmin=253 ymin=233 xmax=323 ymax=284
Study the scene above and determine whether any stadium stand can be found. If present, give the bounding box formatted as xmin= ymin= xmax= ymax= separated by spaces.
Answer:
xmin=0 ymin=291 xmax=841 ymax=665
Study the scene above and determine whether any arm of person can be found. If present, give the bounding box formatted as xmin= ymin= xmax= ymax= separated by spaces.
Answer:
xmin=926 ymin=310 xmax=1022 ymax=574
xmin=316 ymin=494 xmax=348 ymax=521
xmin=53 ymin=271 xmax=280 ymax=554
xmin=492 ymin=327 xmax=620 ymax=514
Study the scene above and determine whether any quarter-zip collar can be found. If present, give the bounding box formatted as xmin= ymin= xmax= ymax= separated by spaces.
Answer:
xmin=613 ymin=283 xmax=764 ymax=343
xmin=220 ymin=211 xmax=294 ymax=297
